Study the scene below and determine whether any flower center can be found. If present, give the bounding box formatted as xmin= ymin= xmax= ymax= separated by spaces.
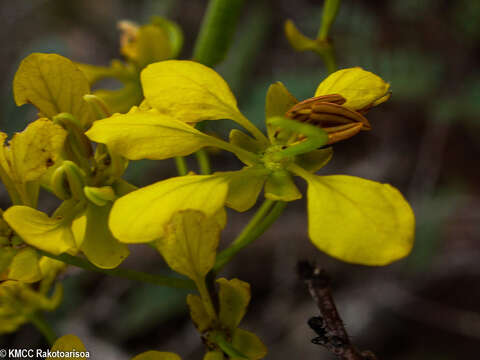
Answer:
xmin=262 ymin=145 xmax=294 ymax=171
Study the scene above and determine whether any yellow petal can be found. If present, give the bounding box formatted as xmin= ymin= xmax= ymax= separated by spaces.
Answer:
xmin=158 ymin=210 xmax=220 ymax=280
xmin=86 ymin=107 xmax=218 ymax=160
xmin=110 ymin=174 xmax=229 ymax=243
xmin=306 ymin=175 xmax=415 ymax=265
xmin=3 ymin=206 xmax=76 ymax=255
xmin=9 ymin=118 xmax=67 ymax=183
xmin=13 ymin=53 xmax=94 ymax=128
xmin=314 ymin=67 xmax=390 ymax=111
xmin=217 ymin=278 xmax=250 ymax=331
xmin=132 ymin=351 xmax=182 ymax=360
xmin=141 ymin=60 xmax=241 ymax=123
xmin=50 ymin=334 xmax=87 ymax=360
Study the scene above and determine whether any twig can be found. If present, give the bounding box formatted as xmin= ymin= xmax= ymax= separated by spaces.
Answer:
xmin=298 ymin=261 xmax=378 ymax=360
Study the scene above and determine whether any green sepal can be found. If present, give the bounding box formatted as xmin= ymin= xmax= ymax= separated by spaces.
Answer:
xmin=294 ymin=147 xmax=333 ymax=173
xmin=229 ymin=130 xmax=267 ymax=157
xmin=187 ymin=294 xmax=214 ymax=333
xmin=225 ymin=167 xmax=269 ymax=212
xmin=231 ymin=328 xmax=267 ymax=360
xmin=265 ymin=82 xmax=298 ymax=144
xmin=217 ymin=278 xmax=250 ymax=332
xmin=84 ymin=186 xmax=116 ymax=207
xmin=264 ymin=170 xmax=302 ymax=201
xmin=80 ymin=203 xmax=130 ymax=269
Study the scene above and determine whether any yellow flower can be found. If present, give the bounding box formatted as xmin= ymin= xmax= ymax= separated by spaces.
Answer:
xmin=86 ymin=61 xmax=414 ymax=266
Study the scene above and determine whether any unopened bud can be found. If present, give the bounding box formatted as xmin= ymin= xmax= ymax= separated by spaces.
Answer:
xmin=84 ymin=186 xmax=116 ymax=206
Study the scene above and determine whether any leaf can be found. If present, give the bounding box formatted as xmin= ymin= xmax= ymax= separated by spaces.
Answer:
xmin=86 ymin=107 xmax=219 ymax=160
xmin=231 ymin=328 xmax=267 ymax=360
xmin=187 ymin=294 xmax=213 ymax=332
xmin=225 ymin=167 xmax=269 ymax=212
xmin=132 ymin=351 xmax=182 ymax=360
xmin=50 ymin=334 xmax=87 ymax=360
xmin=141 ymin=60 xmax=241 ymax=123
xmin=314 ymin=67 xmax=391 ymax=111
xmin=9 ymin=118 xmax=67 ymax=183
xmin=217 ymin=278 xmax=250 ymax=331
xmin=80 ymin=203 xmax=130 ymax=269
xmin=110 ymin=174 xmax=229 ymax=243
xmin=13 ymin=53 xmax=94 ymax=128
xmin=158 ymin=210 xmax=221 ymax=281
xmin=3 ymin=206 xmax=76 ymax=255
xmin=306 ymin=175 xmax=415 ymax=265
xmin=264 ymin=170 xmax=301 ymax=201
xmin=7 ymin=248 xmax=41 ymax=283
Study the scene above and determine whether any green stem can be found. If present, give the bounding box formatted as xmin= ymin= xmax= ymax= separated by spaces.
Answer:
xmin=195 ymin=150 xmax=211 ymax=174
xmin=214 ymin=199 xmax=287 ymax=273
xmin=174 ymin=156 xmax=188 ymax=176
xmin=317 ymin=44 xmax=337 ymax=74
xmin=28 ymin=312 xmax=57 ymax=346
xmin=193 ymin=0 xmax=245 ymax=67
xmin=317 ymin=0 xmax=341 ymax=41
xmin=38 ymin=251 xmax=195 ymax=290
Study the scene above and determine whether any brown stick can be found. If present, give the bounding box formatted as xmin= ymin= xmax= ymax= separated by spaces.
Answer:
xmin=298 ymin=261 xmax=378 ymax=360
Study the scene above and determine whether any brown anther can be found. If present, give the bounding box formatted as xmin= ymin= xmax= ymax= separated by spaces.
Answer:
xmin=286 ymin=93 xmax=372 ymax=145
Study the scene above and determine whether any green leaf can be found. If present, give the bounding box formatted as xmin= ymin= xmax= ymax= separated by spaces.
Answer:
xmin=132 ymin=351 xmax=181 ymax=360
xmin=141 ymin=60 xmax=241 ymax=123
xmin=7 ymin=248 xmax=41 ymax=283
xmin=217 ymin=278 xmax=250 ymax=331
xmin=13 ymin=53 xmax=94 ymax=128
xmin=80 ymin=203 xmax=130 ymax=269
xmin=86 ymin=107 xmax=219 ymax=160
xmin=264 ymin=170 xmax=301 ymax=201
xmin=231 ymin=328 xmax=267 ymax=360
xmin=306 ymin=175 xmax=415 ymax=265
xmin=158 ymin=210 xmax=221 ymax=281
xmin=187 ymin=294 xmax=213 ymax=332
xmin=50 ymin=334 xmax=87 ymax=360
xmin=295 ymin=147 xmax=333 ymax=173
xmin=110 ymin=174 xmax=229 ymax=243
xmin=225 ymin=167 xmax=269 ymax=212
xmin=3 ymin=206 xmax=76 ymax=255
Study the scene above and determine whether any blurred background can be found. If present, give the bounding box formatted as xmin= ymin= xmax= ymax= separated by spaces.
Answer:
xmin=1 ymin=0 xmax=480 ymax=358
